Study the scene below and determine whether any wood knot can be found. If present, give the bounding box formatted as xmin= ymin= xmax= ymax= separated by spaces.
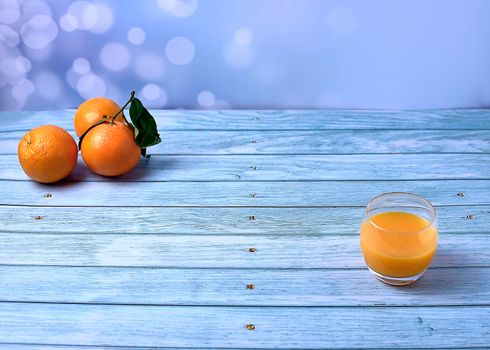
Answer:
xmin=248 ymin=215 xmax=256 ymax=221
xmin=34 ymin=215 xmax=44 ymax=220
xmin=246 ymin=323 xmax=256 ymax=330
xmin=250 ymin=193 xmax=256 ymax=198
xmin=44 ymin=193 xmax=52 ymax=198
xmin=253 ymin=117 xmax=260 ymax=121
xmin=246 ymin=284 xmax=255 ymax=290
xmin=457 ymin=192 xmax=465 ymax=197
xmin=465 ymin=214 xmax=475 ymax=220
xmin=250 ymin=166 xmax=258 ymax=170
xmin=251 ymin=140 xmax=257 ymax=144
xmin=248 ymin=247 xmax=257 ymax=253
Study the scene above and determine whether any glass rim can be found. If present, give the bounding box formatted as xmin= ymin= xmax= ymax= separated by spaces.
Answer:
xmin=365 ymin=192 xmax=437 ymax=234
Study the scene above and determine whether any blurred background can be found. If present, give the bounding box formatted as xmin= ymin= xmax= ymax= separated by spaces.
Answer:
xmin=1 ymin=0 xmax=490 ymax=111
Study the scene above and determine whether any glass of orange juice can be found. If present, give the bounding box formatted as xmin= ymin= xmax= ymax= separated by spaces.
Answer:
xmin=360 ymin=192 xmax=438 ymax=286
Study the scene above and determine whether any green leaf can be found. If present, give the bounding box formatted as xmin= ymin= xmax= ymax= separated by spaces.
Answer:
xmin=129 ymin=97 xmax=162 ymax=148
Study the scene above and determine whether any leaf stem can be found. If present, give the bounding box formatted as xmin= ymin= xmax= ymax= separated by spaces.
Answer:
xmin=77 ymin=116 xmax=107 ymax=150
xmin=110 ymin=90 xmax=136 ymax=125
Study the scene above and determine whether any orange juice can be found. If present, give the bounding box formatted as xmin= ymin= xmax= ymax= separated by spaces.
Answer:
xmin=360 ymin=212 xmax=438 ymax=278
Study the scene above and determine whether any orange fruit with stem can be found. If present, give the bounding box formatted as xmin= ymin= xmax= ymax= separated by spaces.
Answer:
xmin=74 ymin=97 xmax=124 ymax=137
xmin=18 ymin=125 xmax=78 ymax=183
xmin=80 ymin=120 xmax=141 ymax=177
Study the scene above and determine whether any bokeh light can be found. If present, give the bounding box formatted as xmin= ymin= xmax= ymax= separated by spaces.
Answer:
xmin=20 ymin=14 xmax=58 ymax=50
xmin=0 ymin=24 xmax=20 ymax=46
xmin=77 ymin=73 xmax=106 ymax=99
xmin=100 ymin=42 xmax=130 ymax=71
xmin=72 ymin=57 xmax=91 ymax=75
xmin=65 ymin=67 xmax=81 ymax=89
xmin=59 ymin=14 xmax=77 ymax=32
xmin=21 ymin=1 xmax=52 ymax=19
xmin=197 ymin=91 xmax=215 ymax=108
xmin=127 ymin=27 xmax=146 ymax=45
xmin=1 ymin=0 xmax=489 ymax=110
xmin=165 ymin=36 xmax=195 ymax=65
xmin=14 ymin=56 xmax=32 ymax=73
xmin=0 ymin=0 xmax=20 ymax=24
xmin=0 ymin=56 xmax=25 ymax=85
xmin=11 ymin=79 xmax=35 ymax=106
xmin=141 ymin=83 xmax=168 ymax=107
xmin=90 ymin=3 xmax=113 ymax=34
xmin=60 ymin=1 xmax=113 ymax=33
xmin=158 ymin=0 xmax=198 ymax=17
xmin=234 ymin=27 xmax=253 ymax=46
xmin=142 ymin=83 xmax=161 ymax=100
xmin=225 ymin=27 xmax=254 ymax=69
xmin=66 ymin=1 xmax=97 ymax=30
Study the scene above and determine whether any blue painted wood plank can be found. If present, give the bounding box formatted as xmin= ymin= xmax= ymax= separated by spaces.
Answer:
xmin=2 ymin=154 xmax=490 ymax=182
xmin=0 ymin=347 xmax=201 ymax=350
xmin=0 ymin=179 xmax=487 ymax=207
xmin=0 ymin=347 xmax=241 ymax=350
xmin=0 ymin=303 xmax=489 ymax=348
xmin=2 ymin=109 xmax=490 ymax=131
xmin=0 ymin=346 xmax=486 ymax=350
xmin=2 ymin=109 xmax=489 ymax=349
xmin=0 ymin=233 xmax=487 ymax=268
xmin=0 ymin=265 xmax=488 ymax=307
xmin=3 ymin=129 xmax=490 ymax=155
xmin=0 ymin=205 xmax=486 ymax=235
xmin=0 ymin=347 xmax=289 ymax=350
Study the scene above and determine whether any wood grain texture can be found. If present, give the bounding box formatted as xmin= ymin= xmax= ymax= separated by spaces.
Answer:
xmin=0 ymin=180 xmax=490 ymax=207
xmin=4 ymin=129 xmax=490 ymax=155
xmin=0 ymin=347 xmax=225 ymax=350
xmin=0 ymin=348 xmax=283 ymax=350
xmin=2 ymin=109 xmax=490 ymax=131
xmin=0 ymin=205 xmax=487 ymax=235
xmin=0 ymin=346 xmax=223 ymax=350
xmin=0 ymin=345 xmax=487 ymax=350
xmin=0 ymin=265 xmax=489 ymax=306
xmin=0 ymin=303 xmax=489 ymax=348
xmin=0 ymin=346 xmax=298 ymax=350
xmin=0 ymin=233 xmax=487 ymax=268
xmin=1 ymin=347 xmax=486 ymax=350
xmin=0 ymin=179 xmax=487 ymax=207
xmin=2 ymin=153 xmax=490 ymax=182
xmin=2 ymin=109 xmax=490 ymax=349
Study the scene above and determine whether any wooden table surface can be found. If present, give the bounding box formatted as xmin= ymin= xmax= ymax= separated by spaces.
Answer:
xmin=0 ymin=109 xmax=489 ymax=349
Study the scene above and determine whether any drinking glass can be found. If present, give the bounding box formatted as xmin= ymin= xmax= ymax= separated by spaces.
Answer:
xmin=360 ymin=192 xmax=438 ymax=286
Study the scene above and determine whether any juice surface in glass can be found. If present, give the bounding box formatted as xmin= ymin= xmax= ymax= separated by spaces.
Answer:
xmin=360 ymin=211 xmax=438 ymax=278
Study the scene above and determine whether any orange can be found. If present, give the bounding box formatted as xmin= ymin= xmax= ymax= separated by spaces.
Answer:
xmin=80 ymin=121 xmax=140 ymax=177
xmin=74 ymin=97 xmax=124 ymax=137
xmin=18 ymin=125 xmax=78 ymax=183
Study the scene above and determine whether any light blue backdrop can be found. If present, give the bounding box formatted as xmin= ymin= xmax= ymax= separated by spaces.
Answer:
xmin=1 ymin=0 xmax=490 ymax=110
